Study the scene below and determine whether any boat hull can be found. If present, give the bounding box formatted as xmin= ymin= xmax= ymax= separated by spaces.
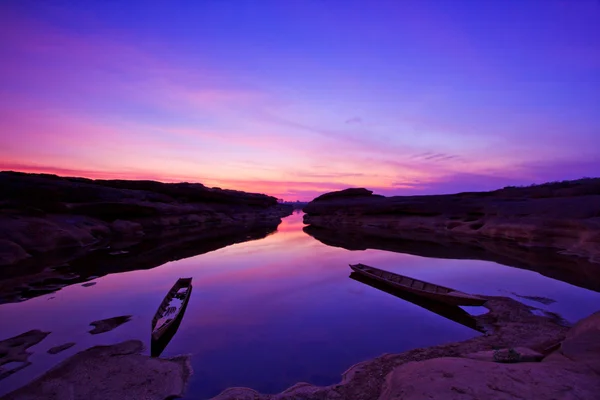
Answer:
xmin=349 ymin=272 xmax=485 ymax=332
xmin=151 ymin=279 xmax=193 ymax=357
xmin=350 ymin=264 xmax=486 ymax=306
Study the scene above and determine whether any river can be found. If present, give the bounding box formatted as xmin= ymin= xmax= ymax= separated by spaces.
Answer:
xmin=1 ymin=211 xmax=599 ymax=398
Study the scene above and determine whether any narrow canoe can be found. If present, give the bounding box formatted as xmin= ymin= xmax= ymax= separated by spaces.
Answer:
xmin=349 ymin=264 xmax=486 ymax=306
xmin=151 ymin=277 xmax=193 ymax=347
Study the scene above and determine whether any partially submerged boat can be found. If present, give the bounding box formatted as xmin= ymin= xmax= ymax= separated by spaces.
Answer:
xmin=151 ymin=277 xmax=193 ymax=357
xmin=349 ymin=272 xmax=485 ymax=332
xmin=349 ymin=264 xmax=486 ymax=306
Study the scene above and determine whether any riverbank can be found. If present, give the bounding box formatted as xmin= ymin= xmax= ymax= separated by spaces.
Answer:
xmin=303 ymin=181 xmax=600 ymax=292
xmin=211 ymin=300 xmax=599 ymax=400
xmin=0 ymin=171 xmax=292 ymax=303
xmin=3 ymin=296 xmax=598 ymax=399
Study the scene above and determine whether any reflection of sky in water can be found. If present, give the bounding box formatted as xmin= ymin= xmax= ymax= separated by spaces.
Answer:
xmin=1 ymin=212 xmax=599 ymax=398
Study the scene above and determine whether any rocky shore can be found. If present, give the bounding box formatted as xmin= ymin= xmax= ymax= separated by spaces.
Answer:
xmin=2 ymin=340 xmax=191 ymax=400
xmin=303 ymin=180 xmax=600 ymax=291
xmin=0 ymin=171 xmax=292 ymax=303
xmin=3 ymin=176 xmax=600 ymax=399
xmin=7 ymin=294 xmax=595 ymax=399
xmin=210 ymin=301 xmax=599 ymax=400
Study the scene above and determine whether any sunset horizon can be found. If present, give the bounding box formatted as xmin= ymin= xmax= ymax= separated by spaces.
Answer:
xmin=2 ymin=0 xmax=599 ymax=200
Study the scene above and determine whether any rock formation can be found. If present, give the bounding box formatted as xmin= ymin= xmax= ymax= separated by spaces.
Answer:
xmin=0 ymin=171 xmax=292 ymax=303
xmin=88 ymin=315 xmax=132 ymax=335
xmin=209 ymin=304 xmax=600 ymax=400
xmin=0 ymin=330 xmax=50 ymax=381
xmin=303 ymin=179 xmax=600 ymax=291
xmin=47 ymin=343 xmax=75 ymax=355
xmin=2 ymin=340 xmax=191 ymax=400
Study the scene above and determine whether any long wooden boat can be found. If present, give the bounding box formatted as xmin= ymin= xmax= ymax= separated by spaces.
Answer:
xmin=349 ymin=264 xmax=486 ymax=306
xmin=349 ymin=272 xmax=485 ymax=333
xmin=151 ymin=277 xmax=193 ymax=356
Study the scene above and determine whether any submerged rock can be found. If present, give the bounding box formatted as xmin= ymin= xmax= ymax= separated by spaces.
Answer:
xmin=47 ymin=342 xmax=75 ymax=355
xmin=2 ymin=340 xmax=191 ymax=400
xmin=0 ymin=330 xmax=50 ymax=381
xmin=88 ymin=315 xmax=132 ymax=335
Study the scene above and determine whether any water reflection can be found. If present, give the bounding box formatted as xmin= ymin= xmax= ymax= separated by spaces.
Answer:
xmin=1 ymin=223 xmax=279 ymax=304
xmin=1 ymin=211 xmax=599 ymax=399
xmin=303 ymin=224 xmax=600 ymax=293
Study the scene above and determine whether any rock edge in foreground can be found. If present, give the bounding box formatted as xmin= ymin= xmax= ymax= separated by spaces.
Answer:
xmin=210 ymin=300 xmax=600 ymax=400
xmin=2 ymin=340 xmax=191 ymax=400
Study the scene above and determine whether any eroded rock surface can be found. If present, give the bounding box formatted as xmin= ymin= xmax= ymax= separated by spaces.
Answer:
xmin=379 ymin=356 xmax=599 ymax=400
xmin=2 ymin=340 xmax=191 ymax=400
xmin=210 ymin=305 xmax=600 ymax=400
xmin=210 ymin=296 xmax=578 ymax=400
xmin=550 ymin=311 xmax=600 ymax=374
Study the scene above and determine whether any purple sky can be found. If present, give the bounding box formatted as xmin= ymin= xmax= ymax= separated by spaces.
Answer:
xmin=1 ymin=0 xmax=599 ymax=200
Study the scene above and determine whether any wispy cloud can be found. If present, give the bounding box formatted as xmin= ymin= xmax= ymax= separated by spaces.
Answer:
xmin=410 ymin=152 xmax=460 ymax=162
xmin=345 ymin=117 xmax=363 ymax=124
xmin=1 ymin=3 xmax=598 ymax=201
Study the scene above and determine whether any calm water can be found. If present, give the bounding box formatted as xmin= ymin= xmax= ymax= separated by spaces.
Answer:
xmin=1 ymin=211 xmax=600 ymax=398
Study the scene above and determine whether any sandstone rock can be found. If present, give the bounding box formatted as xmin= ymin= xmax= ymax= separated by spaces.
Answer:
xmin=463 ymin=347 xmax=543 ymax=363
xmin=2 ymin=340 xmax=191 ymax=400
xmin=379 ymin=356 xmax=600 ymax=400
xmin=0 ymin=240 xmax=30 ymax=266
xmin=565 ymin=310 xmax=600 ymax=339
xmin=557 ymin=311 xmax=600 ymax=373
xmin=303 ymin=180 xmax=600 ymax=292
xmin=209 ymin=297 xmax=572 ymax=400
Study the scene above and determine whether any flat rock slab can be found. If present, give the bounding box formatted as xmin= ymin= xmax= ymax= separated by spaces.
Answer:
xmin=379 ymin=356 xmax=600 ymax=400
xmin=463 ymin=347 xmax=543 ymax=363
xmin=47 ymin=342 xmax=75 ymax=355
xmin=88 ymin=315 xmax=131 ymax=334
xmin=2 ymin=340 xmax=191 ymax=400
